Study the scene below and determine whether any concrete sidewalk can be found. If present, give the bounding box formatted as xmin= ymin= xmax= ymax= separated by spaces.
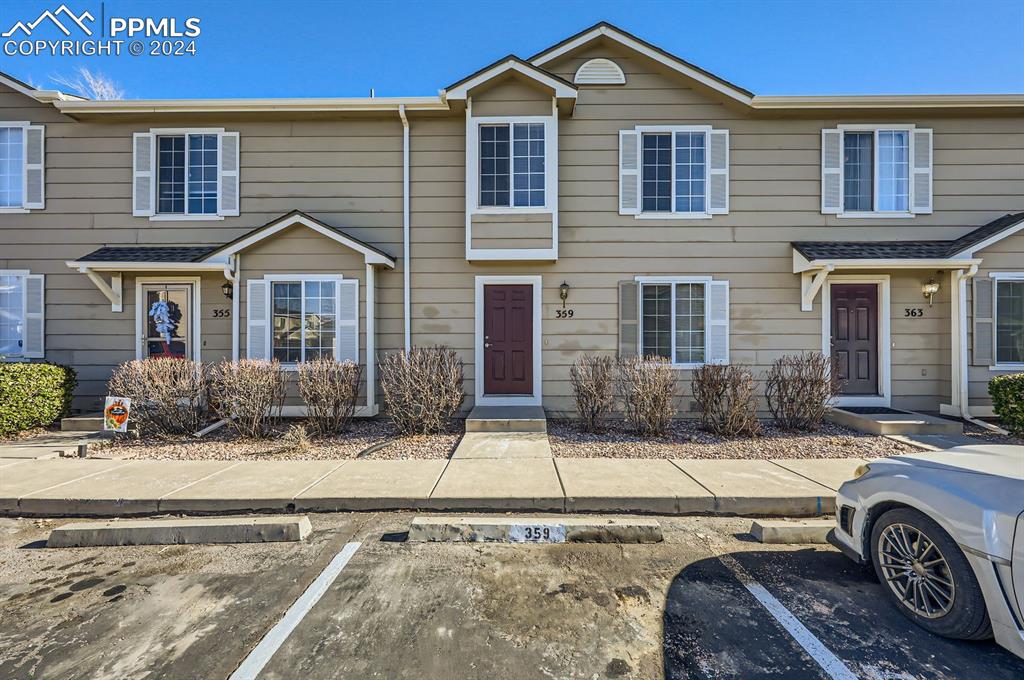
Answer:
xmin=0 ymin=455 xmax=865 ymax=518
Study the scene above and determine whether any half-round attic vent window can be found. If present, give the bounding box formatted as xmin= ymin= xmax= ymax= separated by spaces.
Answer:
xmin=573 ymin=58 xmax=625 ymax=85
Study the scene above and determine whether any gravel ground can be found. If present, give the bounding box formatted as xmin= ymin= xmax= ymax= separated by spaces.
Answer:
xmin=547 ymin=419 xmax=920 ymax=459
xmin=961 ymin=421 xmax=1024 ymax=446
xmin=107 ymin=419 xmax=462 ymax=461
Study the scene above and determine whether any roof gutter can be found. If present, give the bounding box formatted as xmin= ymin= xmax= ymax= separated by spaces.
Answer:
xmin=54 ymin=96 xmax=449 ymax=115
xmin=751 ymin=94 xmax=1024 ymax=110
xmin=399 ymin=104 xmax=411 ymax=352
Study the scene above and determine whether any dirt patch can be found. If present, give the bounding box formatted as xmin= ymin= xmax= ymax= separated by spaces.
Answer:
xmin=548 ymin=419 xmax=919 ymax=459
xmin=104 ymin=419 xmax=461 ymax=461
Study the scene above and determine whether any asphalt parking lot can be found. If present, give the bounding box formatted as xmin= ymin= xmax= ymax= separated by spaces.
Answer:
xmin=1 ymin=513 xmax=1021 ymax=679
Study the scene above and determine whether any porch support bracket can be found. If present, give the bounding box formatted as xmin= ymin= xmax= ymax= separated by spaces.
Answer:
xmin=800 ymin=265 xmax=833 ymax=312
xmin=79 ymin=267 xmax=123 ymax=312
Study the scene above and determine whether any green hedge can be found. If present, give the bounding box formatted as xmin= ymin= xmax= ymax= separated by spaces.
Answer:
xmin=989 ymin=373 xmax=1024 ymax=436
xmin=0 ymin=363 xmax=77 ymax=437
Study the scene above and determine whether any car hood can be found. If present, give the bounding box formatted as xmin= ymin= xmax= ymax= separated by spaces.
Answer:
xmin=887 ymin=444 xmax=1024 ymax=480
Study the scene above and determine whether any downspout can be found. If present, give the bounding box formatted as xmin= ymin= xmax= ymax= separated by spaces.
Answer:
xmin=227 ymin=254 xmax=239 ymax=361
xmin=954 ymin=265 xmax=1008 ymax=434
xmin=399 ymin=104 xmax=411 ymax=352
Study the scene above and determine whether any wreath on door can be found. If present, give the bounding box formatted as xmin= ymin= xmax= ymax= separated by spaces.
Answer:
xmin=149 ymin=299 xmax=183 ymax=350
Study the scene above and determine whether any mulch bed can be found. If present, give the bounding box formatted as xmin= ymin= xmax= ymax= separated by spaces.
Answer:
xmin=106 ymin=419 xmax=462 ymax=461
xmin=547 ymin=419 xmax=920 ymax=460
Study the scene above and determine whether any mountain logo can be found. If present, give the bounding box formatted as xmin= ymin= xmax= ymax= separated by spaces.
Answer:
xmin=3 ymin=4 xmax=95 ymax=38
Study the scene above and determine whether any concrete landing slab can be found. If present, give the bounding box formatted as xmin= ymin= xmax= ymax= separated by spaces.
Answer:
xmin=0 ymin=447 xmax=62 ymax=460
xmin=17 ymin=460 xmax=238 ymax=516
xmin=408 ymin=516 xmax=663 ymax=543
xmin=453 ymin=432 xmax=552 ymax=459
xmin=750 ymin=519 xmax=833 ymax=544
xmin=672 ymin=459 xmax=835 ymax=516
xmin=769 ymin=458 xmax=867 ymax=492
xmin=427 ymin=458 xmax=563 ymax=511
xmin=556 ymin=458 xmax=714 ymax=514
xmin=296 ymin=459 xmax=448 ymax=511
xmin=465 ymin=405 xmax=547 ymax=433
xmin=60 ymin=415 xmax=104 ymax=432
xmin=828 ymin=409 xmax=962 ymax=436
xmin=47 ymin=515 xmax=312 ymax=547
xmin=0 ymin=459 xmax=127 ymax=512
xmin=160 ymin=460 xmax=347 ymax=513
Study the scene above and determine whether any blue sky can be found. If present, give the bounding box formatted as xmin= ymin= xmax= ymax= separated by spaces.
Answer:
xmin=2 ymin=0 xmax=1022 ymax=99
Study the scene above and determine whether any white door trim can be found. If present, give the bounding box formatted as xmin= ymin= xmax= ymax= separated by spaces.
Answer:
xmin=135 ymin=276 xmax=202 ymax=362
xmin=474 ymin=275 xmax=543 ymax=406
xmin=821 ymin=275 xmax=891 ymax=407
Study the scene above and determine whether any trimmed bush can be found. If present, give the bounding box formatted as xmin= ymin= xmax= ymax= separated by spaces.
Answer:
xmin=616 ymin=356 xmax=677 ymax=436
xmin=208 ymin=359 xmax=288 ymax=438
xmin=570 ymin=355 xmax=616 ymax=432
xmin=989 ymin=373 xmax=1024 ymax=435
xmin=297 ymin=357 xmax=362 ymax=437
xmin=107 ymin=359 xmax=207 ymax=438
xmin=0 ymin=362 xmax=77 ymax=437
xmin=379 ymin=346 xmax=464 ymax=435
xmin=691 ymin=364 xmax=761 ymax=437
xmin=765 ymin=352 xmax=842 ymax=431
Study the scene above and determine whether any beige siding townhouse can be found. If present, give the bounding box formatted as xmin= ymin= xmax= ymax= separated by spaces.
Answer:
xmin=0 ymin=23 xmax=1022 ymax=423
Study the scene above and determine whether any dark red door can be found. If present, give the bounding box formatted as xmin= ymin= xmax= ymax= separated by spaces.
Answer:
xmin=831 ymin=283 xmax=878 ymax=395
xmin=483 ymin=285 xmax=533 ymax=395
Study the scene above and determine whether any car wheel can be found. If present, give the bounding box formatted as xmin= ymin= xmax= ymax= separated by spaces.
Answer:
xmin=870 ymin=507 xmax=992 ymax=640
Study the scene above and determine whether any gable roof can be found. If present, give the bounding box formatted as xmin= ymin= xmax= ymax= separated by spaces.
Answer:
xmin=793 ymin=212 xmax=1024 ymax=262
xmin=529 ymin=22 xmax=755 ymax=105
xmin=445 ymin=55 xmax=577 ymax=101
xmin=205 ymin=210 xmax=396 ymax=267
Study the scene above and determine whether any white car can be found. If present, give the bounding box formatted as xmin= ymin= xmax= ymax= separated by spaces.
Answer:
xmin=829 ymin=444 xmax=1024 ymax=659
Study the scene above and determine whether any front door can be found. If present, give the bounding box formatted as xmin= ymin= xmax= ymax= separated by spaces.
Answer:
xmin=483 ymin=284 xmax=533 ymax=395
xmin=831 ymin=283 xmax=878 ymax=395
xmin=141 ymin=283 xmax=193 ymax=359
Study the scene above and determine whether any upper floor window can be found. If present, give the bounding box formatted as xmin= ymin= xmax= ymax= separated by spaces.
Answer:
xmin=479 ymin=122 xmax=545 ymax=208
xmin=0 ymin=123 xmax=44 ymax=212
xmin=157 ymin=134 xmax=218 ymax=215
xmin=822 ymin=126 xmax=932 ymax=217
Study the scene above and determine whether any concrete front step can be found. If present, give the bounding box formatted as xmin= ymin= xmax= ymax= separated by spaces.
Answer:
xmin=61 ymin=415 xmax=105 ymax=432
xmin=827 ymin=408 xmax=963 ymax=436
xmin=465 ymin=405 xmax=546 ymax=433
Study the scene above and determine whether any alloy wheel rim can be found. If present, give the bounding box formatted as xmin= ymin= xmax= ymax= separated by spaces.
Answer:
xmin=877 ymin=523 xmax=955 ymax=619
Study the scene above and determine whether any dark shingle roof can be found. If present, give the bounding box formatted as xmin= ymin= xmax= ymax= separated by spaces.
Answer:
xmin=793 ymin=212 xmax=1024 ymax=261
xmin=75 ymin=246 xmax=218 ymax=263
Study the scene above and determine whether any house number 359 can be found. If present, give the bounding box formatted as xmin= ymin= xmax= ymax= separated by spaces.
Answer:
xmin=904 ymin=308 xmax=924 ymax=318
xmin=556 ymin=309 xmax=574 ymax=318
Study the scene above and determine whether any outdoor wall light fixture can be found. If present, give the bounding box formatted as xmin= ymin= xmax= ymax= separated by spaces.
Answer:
xmin=559 ymin=281 xmax=570 ymax=308
xmin=221 ymin=281 xmax=233 ymax=300
xmin=922 ymin=278 xmax=940 ymax=306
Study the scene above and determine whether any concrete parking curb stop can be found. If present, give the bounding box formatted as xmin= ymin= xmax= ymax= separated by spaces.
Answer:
xmin=46 ymin=515 xmax=313 ymax=547
xmin=750 ymin=519 xmax=834 ymax=544
xmin=408 ymin=515 xmax=663 ymax=543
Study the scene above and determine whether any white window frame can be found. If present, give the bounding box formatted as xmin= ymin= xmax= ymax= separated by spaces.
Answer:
xmin=148 ymin=127 xmax=226 ymax=222
xmin=263 ymin=274 xmax=347 ymax=370
xmin=634 ymin=275 xmax=713 ymax=368
xmin=469 ymin=116 xmax=554 ymax=214
xmin=989 ymin=272 xmax=1024 ymax=371
xmin=634 ymin=125 xmax=713 ymax=220
xmin=820 ymin=274 xmax=892 ymax=407
xmin=835 ymin=123 xmax=916 ymax=219
xmin=0 ymin=269 xmax=29 ymax=359
xmin=473 ymin=275 xmax=543 ymax=407
xmin=0 ymin=121 xmax=30 ymax=213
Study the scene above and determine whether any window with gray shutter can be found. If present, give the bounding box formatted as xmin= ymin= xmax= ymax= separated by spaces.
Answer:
xmin=972 ymin=277 xmax=994 ymax=366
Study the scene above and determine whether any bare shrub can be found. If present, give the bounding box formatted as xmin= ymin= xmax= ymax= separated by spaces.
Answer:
xmin=207 ymin=359 xmax=288 ymax=438
xmin=379 ymin=346 xmax=464 ymax=435
xmin=106 ymin=359 xmax=206 ymax=438
xmin=765 ymin=352 xmax=841 ymax=431
xmin=272 ymin=422 xmax=313 ymax=456
xmin=691 ymin=364 xmax=762 ymax=437
xmin=570 ymin=355 xmax=616 ymax=432
xmin=297 ymin=357 xmax=362 ymax=437
xmin=616 ymin=356 xmax=677 ymax=436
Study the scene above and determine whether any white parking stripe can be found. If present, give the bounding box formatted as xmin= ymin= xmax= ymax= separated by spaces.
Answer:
xmin=719 ymin=553 xmax=858 ymax=680
xmin=230 ymin=542 xmax=362 ymax=680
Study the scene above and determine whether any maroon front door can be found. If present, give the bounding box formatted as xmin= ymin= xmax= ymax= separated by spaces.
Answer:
xmin=483 ymin=285 xmax=533 ymax=395
xmin=831 ymin=283 xmax=878 ymax=395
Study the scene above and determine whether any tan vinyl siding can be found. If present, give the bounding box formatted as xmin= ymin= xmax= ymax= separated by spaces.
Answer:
xmin=470 ymin=77 xmax=553 ymax=117
xmin=470 ymin=214 xmax=553 ymax=250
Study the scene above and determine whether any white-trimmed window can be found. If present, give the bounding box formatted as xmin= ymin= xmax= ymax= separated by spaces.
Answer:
xmin=633 ymin=277 xmax=729 ymax=366
xmin=0 ymin=122 xmax=44 ymax=211
xmin=995 ymin=275 xmax=1024 ymax=366
xmin=133 ymin=128 xmax=239 ymax=219
xmin=247 ymin=276 xmax=358 ymax=366
xmin=821 ymin=125 xmax=932 ymax=216
xmin=478 ymin=121 xmax=546 ymax=208
xmin=620 ymin=126 xmax=729 ymax=218
xmin=0 ymin=270 xmax=44 ymax=359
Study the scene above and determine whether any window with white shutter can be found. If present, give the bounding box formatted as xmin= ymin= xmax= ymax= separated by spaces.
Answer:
xmin=620 ymin=125 xmax=728 ymax=218
xmin=0 ymin=123 xmax=44 ymax=212
xmin=821 ymin=125 xmax=932 ymax=216
xmin=0 ymin=270 xmax=44 ymax=359
xmin=634 ymin=277 xmax=729 ymax=366
xmin=246 ymin=279 xmax=269 ymax=360
xmin=134 ymin=128 xmax=240 ymax=219
xmin=254 ymin=277 xmax=358 ymax=366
